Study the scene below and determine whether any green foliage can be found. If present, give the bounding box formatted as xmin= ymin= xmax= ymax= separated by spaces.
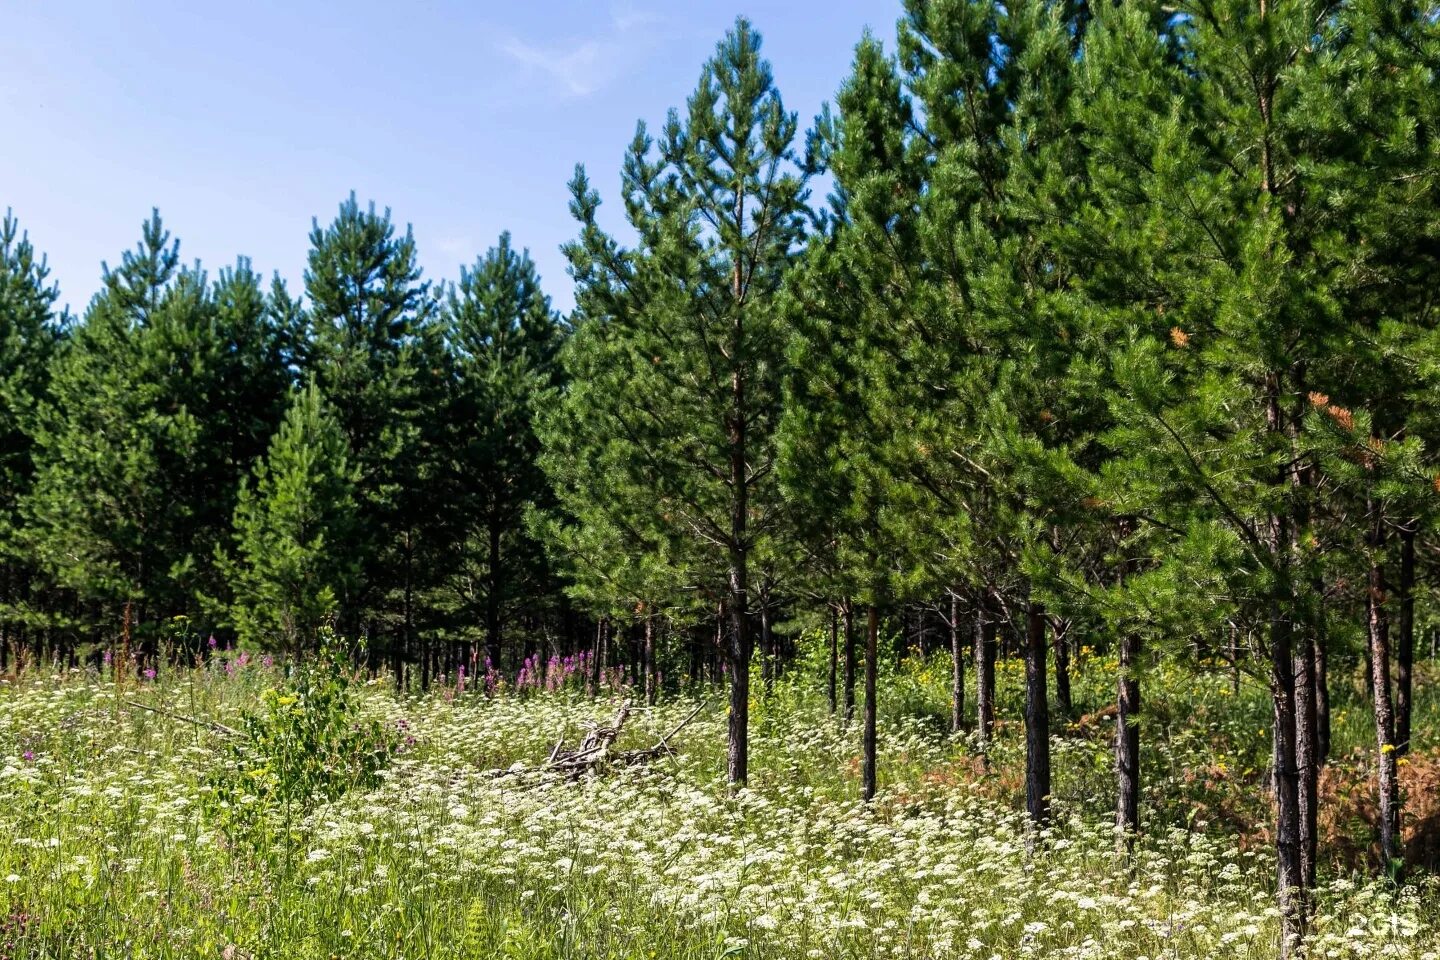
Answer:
xmin=441 ymin=233 xmax=565 ymax=658
xmin=206 ymin=639 xmax=397 ymax=829
xmin=21 ymin=211 xmax=295 ymax=640
xmin=304 ymin=193 xmax=448 ymax=642
xmin=221 ymin=382 xmax=359 ymax=650
xmin=0 ymin=210 xmax=64 ymax=633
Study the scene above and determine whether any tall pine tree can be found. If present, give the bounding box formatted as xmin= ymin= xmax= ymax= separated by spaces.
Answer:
xmin=550 ymin=18 xmax=809 ymax=785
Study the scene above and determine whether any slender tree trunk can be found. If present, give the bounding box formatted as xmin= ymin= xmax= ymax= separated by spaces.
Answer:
xmin=1052 ymin=616 xmax=1072 ymax=718
xmin=644 ymin=615 xmax=657 ymax=706
xmin=1295 ymin=632 xmax=1319 ymax=890
xmin=726 ymin=548 xmax=750 ymax=786
xmin=976 ymin=595 xmax=996 ymax=748
xmin=950 ymin=592 xmax=965 ymax=734
xmin=827 ymin=605 xmax=838 ymax=715
xmin=843 ymin=600 xmax=856 ymax=724
xmin=1229 ymin=623 xmax=1242 ymax=697
xmin=590 ymin=618 xmax=605 ymax=692
xmin=1367 ymin=512 xmax=1401 ymax=872
xmin=1264 ymin=373 xmax=1306 ymax=957
xmin=486 ymin=514 xmax=503 ymax=670
xmin=1315 ymin=635 xmax=1331 ymax=766
xmin=1270 ymin=611 xmax=1306 ymax=950
xmin=1024 ymin=596 xmax=1051 ymax=823
xmin=1117 ymin=627 xmax=1141 ymax=845
xmin=862 ymin=603 xmax=879 ymax=802
xmin=760 ymin=598 xmax=773 ymax=693
xmin=687 ymin=621 xmax=700 ymax=687
xmin=1396 ymin=524 xmax=1416 ymax=755
xmin=600 ymin=619 xmax=610 ymax=687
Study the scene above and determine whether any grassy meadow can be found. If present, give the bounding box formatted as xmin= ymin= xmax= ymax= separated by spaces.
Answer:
xmin=1 ymin=642 xmax=1438 ymax=960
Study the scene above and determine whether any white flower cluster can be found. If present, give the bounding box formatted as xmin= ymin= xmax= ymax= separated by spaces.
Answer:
xmin=0 ymin=675 xmax=1435 ymax=959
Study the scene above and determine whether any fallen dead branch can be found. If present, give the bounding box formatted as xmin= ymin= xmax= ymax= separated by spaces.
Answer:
xmin=489 ymin=699 xmax=706 ymax=782
xmin=123 ymin=698 xmax=244 ymax=738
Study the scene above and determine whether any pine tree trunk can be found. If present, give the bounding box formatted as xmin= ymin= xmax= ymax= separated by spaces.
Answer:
xmin=644 ymin=615 xmax=656 ymax=706
xmin=976 ymin=595 xmax=996 ymax=748
xmin=1294 ymin=633 xmax=1319 ymax=890
xmin=827 ymin=605 xmax=838 ymax=715
xmin=1270 ymin=612 xmax=1306 ymax=953
xmin=1315 ymin=635 xmax=1331 ymax=766
xmin=1117 ymin=628 xmax=1141 ymax=845
xmin=726 ymin=553 xmax=751 ymax=786
xmin=1024 ymin=597 xmax=1051 ymax=823
xmin=1229 ymin=623 xmax=1242 ymax=697
xmin=843 ymin=600 xmax=856 ymax=724
xmin=1266 ymin=377 xmax=1306 ymax=958
xmin=591 ymin=617 xmax=605 ymax=692
xmin=691 ymin=624 xmax=702 ymax=690
xmin=486 ymin=513 xmax=503 ymax=669
xmin=1367 ymin=513 xmax=1401 ymax=872
xmin=760 ymin=599 xmax=773 ymax=693
xmin=1396 ymin=524 xmax=1415 ymax=755
xmin=1052 ymin=616 xmax=1072 ymax=718
xmin=862 ymin=603 xmax=879 ymax=802
xmin=950 ymin=592 xmax=965 ymax=734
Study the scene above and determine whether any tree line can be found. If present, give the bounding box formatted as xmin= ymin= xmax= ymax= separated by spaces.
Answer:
xmin=0 ymin=197 xmax=568 ymax=683
xmin=3 ymin=2 xmax=1439 ymax=953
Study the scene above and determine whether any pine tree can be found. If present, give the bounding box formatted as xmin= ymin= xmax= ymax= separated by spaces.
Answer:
xmin=0 ymin=211 xmax=65 ymax=651
xmin=551 ymin=18 xmax=809 ymax=785
xmin=26 ymin=212 xmax=297 ymax=652
xmin=26 ymin=212 xmax=191 ymax=643
xmin=443 ymin=233 xmax=564 ymax=668
xmin=779 ymin=34 xmax=923 ymax=801
xmin=223 ymin=382 xmax=359 ymax=651
xmin=1060 ymin=0 xmax=1440 ymax=945
xmin=875 ymin=0 xmax=1090 ymax=823
xmin=304 ymin=194 xmax=444 ymax=668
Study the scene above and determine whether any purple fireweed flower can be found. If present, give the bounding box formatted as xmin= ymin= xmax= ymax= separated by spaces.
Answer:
xmin=261 ymin=654 xmax=273 ymax=669
xmin=207 ymin=635 xmax=218 ymax=649
xmin=142 ymin=668 xmax=157 ymax=681
xmin=102 ymin=650 xmax=112 ymax=666
xmin=22 ymin=750 xmax=34 ymax=762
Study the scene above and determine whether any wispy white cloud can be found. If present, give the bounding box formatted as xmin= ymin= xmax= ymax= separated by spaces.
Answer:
xmin=499 ymin=3 xmax=663 ymax=98
xmin=433 ymin=235 xmax=475 ymax=262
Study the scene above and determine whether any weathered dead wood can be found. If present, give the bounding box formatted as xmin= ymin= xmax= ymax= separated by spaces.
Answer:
xmin=123 ymin=698 xmax=244 ymax=738
xmin=487 ymin=700 xmax=706 ymax=782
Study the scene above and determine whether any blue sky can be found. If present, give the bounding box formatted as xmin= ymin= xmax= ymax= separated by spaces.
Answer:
xmin=3 ymin=1 xmax=902 ymax=316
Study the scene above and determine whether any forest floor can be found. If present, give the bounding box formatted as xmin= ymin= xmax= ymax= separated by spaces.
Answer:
xmin=1 ymin=647 xmax=1438 ymax=959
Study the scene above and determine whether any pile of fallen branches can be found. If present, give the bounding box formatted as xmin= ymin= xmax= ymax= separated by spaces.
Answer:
xmin=490 ymin=700 xmax=705 ymax=782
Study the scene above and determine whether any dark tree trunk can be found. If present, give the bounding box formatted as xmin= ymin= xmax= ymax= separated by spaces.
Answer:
xmin=689 ymin=621 xmax=702 ymax=687
xmin=1367 ymin=513 xmax=1401 ymax=872
xmin=726 ymin=552 xmax=751 ymax=786
xmin=976 ymin=596 xmax=996 ymax=748
xmin=1270 ymin=611 xmax=1306 ymax=951
xmin=1295 ymin=632 xmax=1319 ymax=890
xmin=760 ymin=598 xmax=773 ymax=693
xmin=950 ymin=592 xmax=965 ymax=734
xmin=1314 ymin=635 xmax=1331 ymax=765
xmin=1229 ymin=623 xmax=1242 ymax=697
xmin=827 ymin=605 xmax=838 ymax=715
xmin=862 ymin=603 xmax=879 ymax=802
xmin=590 ymin=618 xmax=605 ymax=692
xmin=644 ymin=615 xmax=656 ymax=706
xmin=843 ymin=600 xmax=856 ymax=723
xmin=1116 ymin=628 xmax=1141 ymax=845
xmin=1024 ymin=597 xmax=1051 ymax=823
xmin=486 ymin=514 xmax=503 ymax=669
xmin=1051 ymin=617 xmax=1072 ymax=718
xmin=1396 ymin=524 xmax=1416 ymax=755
